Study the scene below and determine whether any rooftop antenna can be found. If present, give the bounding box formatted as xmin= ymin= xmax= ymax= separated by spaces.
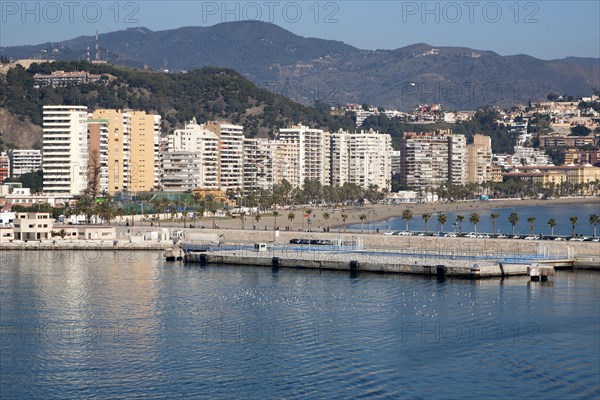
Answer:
xmin=95 ymin=30 xmax=100 ymax=61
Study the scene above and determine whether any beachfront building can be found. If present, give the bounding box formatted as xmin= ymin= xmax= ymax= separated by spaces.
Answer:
xmin=6 ymin=149 xmax=42 ymax=178
xmin=161 ymin=151 xmax=202 ymax=192
xmin=399 ymin=129 xmax=467 ymax=190
xmin=165 ymin=120 xmax=220 ymax=190
xmin=276 ymin=125 xmax=330 ymax=187
xmin=12 ymin=212 xmax=53 ymax=241
xmin=243 ymin=138 xmax=277 ymax=192
xmin=87 ymin=119 xmax=110 ymax=194
xmin=205 ymin=122 xmax=245 ymax=190
xmin=329 ymin=129 xmax=392 ymax=190
xmin=502 ymin=165 xmax=600 ymax=194
xmin=42 ymin=105 xmax=89 ymax=195
xmin=91 ymin=109 xmax=161 ymax=194
xmin=466 ymin=134 xmax=493 ymax=184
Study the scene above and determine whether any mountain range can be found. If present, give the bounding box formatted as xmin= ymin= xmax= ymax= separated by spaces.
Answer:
xmin=2 ymin=21 xmax=599 ymax=110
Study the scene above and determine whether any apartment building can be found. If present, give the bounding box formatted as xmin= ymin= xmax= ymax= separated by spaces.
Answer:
xmin=166 ymin=120 xmax=220 ymax=190
xmin=205 ymin=122 xmax=245 ymax=190
xmin=161 ymin=151 xmax=202 ymax=192
xmin=243 ymin=138 xmax=277 ymax=192
xmin=329 ymin=129 xmax=392 ymax=190
xmin=87 ymin=119 xmax=109 ymax=194
xmin=0 ymin=153 xmax=9 ymax=184
xmin=91 ymin=109 xmax=161 ymax=194
xmin=466 ymin=134 xmax=493 ymax=184
xmin=42 ymin=105 xmax=89 ymax=195
xmin=6 ymin=149 xmax=42 ymax=178
xmin=276 ymin=125 xmax=330 ymax=187
xmin=129 ymin=111 xmax=161 ymax=192
xmin=399 ymin=129 xmax=467 ymax=190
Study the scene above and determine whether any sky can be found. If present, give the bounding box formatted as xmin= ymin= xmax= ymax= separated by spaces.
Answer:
xmin=1 ymin=0 xmax=599 ymax=59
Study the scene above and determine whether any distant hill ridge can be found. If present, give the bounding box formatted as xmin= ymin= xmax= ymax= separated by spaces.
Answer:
xmin=2 ymin=20 xmax=599 ymax=109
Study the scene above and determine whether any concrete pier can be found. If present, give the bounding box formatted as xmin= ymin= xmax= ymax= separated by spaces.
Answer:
xmin=183 ymin=249 xmax=538 ymax=279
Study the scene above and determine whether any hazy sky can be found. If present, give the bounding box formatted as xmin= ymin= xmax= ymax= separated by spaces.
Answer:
xmin=1 ymin=0 xmax=599 ymax=59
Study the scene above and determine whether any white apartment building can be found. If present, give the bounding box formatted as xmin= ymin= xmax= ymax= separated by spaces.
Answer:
xmin=166 ymin=120 xmax=220 ymax=189
xmin=243 ymin=138 xmax=277 ymax=192
xmin=399 ymin=129 xmax=467 ymax=190
xmin=329 ymin=129 xmax=392 ymax=190
xmin=161 ymin=151 xmax=202 ymax=192
xmin=276 ymin=125 xmax=330 ymax=187
xmin=7 ymin=149 xmax=42 ymax=178
xmin=42 ymin=105 xmax=89 ymax=195
xmin=449 ymin=134 xmax=468 ymax=185
xmin=211 ymin=123 xmax=245 ymax=190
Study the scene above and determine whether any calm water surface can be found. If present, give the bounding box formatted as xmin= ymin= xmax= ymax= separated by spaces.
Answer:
xmin=1 ymin=251 xmax=599 ymax=399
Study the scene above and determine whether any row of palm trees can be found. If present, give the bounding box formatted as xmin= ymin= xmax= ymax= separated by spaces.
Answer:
xmin=399 ymin=209 xmax=600 ymax=237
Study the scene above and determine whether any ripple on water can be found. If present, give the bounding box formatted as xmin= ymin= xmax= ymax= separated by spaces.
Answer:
xmin=1 ymin=253 xmax=599 ymax=399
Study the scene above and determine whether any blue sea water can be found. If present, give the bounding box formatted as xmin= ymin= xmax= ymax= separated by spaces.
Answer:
xmin=349 ymin=202 xmax=600 ymax=236
xmin=1 ymin=250 xmax=599 ymax=399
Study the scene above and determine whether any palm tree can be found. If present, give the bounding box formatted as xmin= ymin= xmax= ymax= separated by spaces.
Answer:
xmin=547 ymin=218 xmax=557 ymax=236
xmin=322 ymin=212 xmax=330 ymax=231
xmin=205 ymin=194 xmax=219 ymax=229
xmin=130 ymin=208 xmax=138 ymax=227
xmin=240 ymin=211 xmax=246 ymax=230
xmin=151 ymin=198 xmax=164 ymax=227
xmin=490 ymin=213 xmax=499 ymax=234
xmin=456 ymin=215 xmax=464 ymax=234
xmin=359 ymin=214 xmax=367 ymax=232
xmin=341 ymin=213 xmax=349 ymax=232
xmin=469 ymin=213 xmax=480 ymax=233
xmin=288 ymin=212 xmax=295 ymax=229
xmin=527 ymin=217 xmax=536 ymax=235
xmin=270 ymin=210 xmax=279 ymax=230
xmin=569 ymin=216 xmax=578 ymax=238
xmin=59 ymin=228 xmax=67 ymax=240
xmin=508 ymin=212 xmax=519 ymax=235
xmin=181 ymin=210 xmax=189 ymax=228
xmin=401 ymin=209 xmax=413 ymax=231
xmin=590 ymin=214 xmax=599 ymax=238
xmin=437 ymin=213 xmax=447 ymax=232
xmin=255 ymin=214 xmax=262 ymax=226
xmin=304 ymin=208 xmax=313 ymax=230
xmin=421 ymin=213 xmax=431 ymax=233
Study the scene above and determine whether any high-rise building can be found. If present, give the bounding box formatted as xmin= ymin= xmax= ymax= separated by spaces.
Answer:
xmin=161 ymin=151 xmax=202 ymax=192
xmin=7 ymin=149 xmax=42 ymax=178
xmin=91 ymin=109 xmax=128 ymax=194
xmin=243 ymin=138 xmax=277 ymax=192
xmin=42 ymin=105 xmax=89 ymax=195
xmin=205 ymin=122 xmax=245 ymax=190
xmin=166 ymin=120 xmax=220 ymax=190
xmin=467 ymin=134 xmax=493 ymax=184
xmin=87 ymin=119 xmax=109 ymax=194
xmin=276 ymin=124 xmax=330 ymax=187
xmin=129 ymin=111 xmax=161 ymax=192
xmin=449 ymin=134 xmax=468 ymax=185
xmin=329 ymin=129 xmax=392 ymax=190
xmin=91 ymin=109 xmax=161 ymax=194
xmin=399 ymin=129 xmax=467 ymax=190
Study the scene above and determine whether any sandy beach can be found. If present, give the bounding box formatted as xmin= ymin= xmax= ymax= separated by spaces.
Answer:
xmin=169 ymin=196 xmax=599 ymax=232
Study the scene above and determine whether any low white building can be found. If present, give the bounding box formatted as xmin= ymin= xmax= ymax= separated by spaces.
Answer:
xmin=5 ymin=188 xmax=73 ymax=207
